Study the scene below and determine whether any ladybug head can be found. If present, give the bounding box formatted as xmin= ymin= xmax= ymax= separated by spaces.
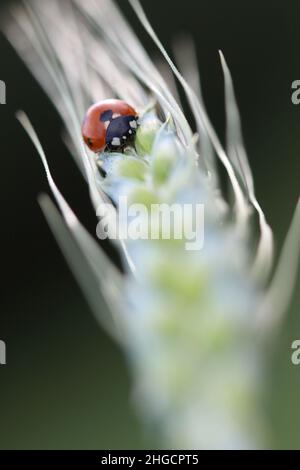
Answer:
xmin=106 ymin=115 xmax=138 ymax=151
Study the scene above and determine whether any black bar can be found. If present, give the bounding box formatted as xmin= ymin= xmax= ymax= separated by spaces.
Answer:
xmin=0 ymin=450 xmax=296 ymax=466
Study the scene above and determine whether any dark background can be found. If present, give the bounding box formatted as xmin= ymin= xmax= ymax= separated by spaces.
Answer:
xmin=0 ymin=0 xmax=299 ymax=449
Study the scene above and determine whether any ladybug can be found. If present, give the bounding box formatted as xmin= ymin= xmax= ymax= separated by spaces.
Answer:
xmin=82 ymin=99 xmax=139 ymax=153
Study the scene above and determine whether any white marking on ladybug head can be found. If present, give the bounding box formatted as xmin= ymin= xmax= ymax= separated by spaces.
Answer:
xmin=129 ymin=120 xmax=137 ymax=129
xmin=111 ymin=137 xmax=121 ymax=147
xmin=129 ymin=130 xmax=133 ymax=135
xmin=122 ymin=136 xmax=127 ymax=140
xmin=112 ymin=113 xmax=121 ymax=119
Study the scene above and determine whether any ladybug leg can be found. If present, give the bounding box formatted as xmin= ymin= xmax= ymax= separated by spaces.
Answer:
xmin=98 ymin=165 xmax=107 ymax=178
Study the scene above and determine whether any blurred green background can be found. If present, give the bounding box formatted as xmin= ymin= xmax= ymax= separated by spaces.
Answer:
xmin=0 ymin=0 xmax=299 ymax=449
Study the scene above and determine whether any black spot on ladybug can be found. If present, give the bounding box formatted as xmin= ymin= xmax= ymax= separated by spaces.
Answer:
xmin=100 ymin=109 xmax=113 ymax=122
xmin=88 ymin=138 xmax=93 ymax=148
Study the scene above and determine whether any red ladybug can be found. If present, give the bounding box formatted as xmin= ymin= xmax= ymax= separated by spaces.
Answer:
xmin=82 ymin=99 xmax=139 ymax=153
